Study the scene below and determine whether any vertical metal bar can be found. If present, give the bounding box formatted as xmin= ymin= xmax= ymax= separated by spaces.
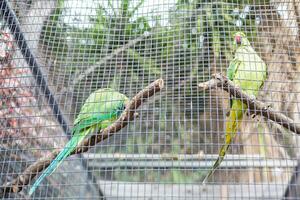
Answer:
xmin=0 ymin=0 xmax=105 ymax=198
xmin=0 ymin=0 xmax=71 ymax=136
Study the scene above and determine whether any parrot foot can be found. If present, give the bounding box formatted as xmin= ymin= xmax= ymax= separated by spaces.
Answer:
xmin=249 ymin=94 xmax=256 ymax=103
xmin=134 ymin=112 xmax=139 ymax=118
xmin=246 ymin=109 xmax=256 ymax=119
xmin=247 ymin=95 xmax=257 ymax=118
xmin=266 ymin=103 xmax=273 ymax=109
xmin=246 ymin=110 xmax=250 ymax=116
xmin=255 ymin=116 xmax=262 ymax=123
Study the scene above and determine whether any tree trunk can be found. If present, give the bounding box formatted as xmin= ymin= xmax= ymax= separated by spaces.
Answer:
xmin=238 ymin=2 xmax=300 ymax=184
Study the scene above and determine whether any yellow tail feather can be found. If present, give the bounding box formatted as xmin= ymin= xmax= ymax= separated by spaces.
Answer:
xmin=202 ymin=100 xmax=245 ymax=184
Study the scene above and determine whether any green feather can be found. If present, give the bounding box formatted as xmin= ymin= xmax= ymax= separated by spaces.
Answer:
xmin=29 ymin=130 xmax=87 ymax=196
xmin=203 ymin=32 xmax=267 ymax=184
xmin=29 ymin=89 xmax=129 ymax=195
xmin=227 ymin=58 xmax=242 ymax=108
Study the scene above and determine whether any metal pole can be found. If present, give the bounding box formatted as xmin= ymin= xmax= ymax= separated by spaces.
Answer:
xmin=0 ymin=1 xmax=105 ymax=198
xmin=0 ymin=0 xmax=71 ymax=135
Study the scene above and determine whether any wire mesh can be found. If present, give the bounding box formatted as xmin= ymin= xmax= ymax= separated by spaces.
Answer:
xmin=0 ymin=0 xmax=299 ymax=199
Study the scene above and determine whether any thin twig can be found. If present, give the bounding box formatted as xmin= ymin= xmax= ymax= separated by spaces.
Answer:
xmin=198 ymin=73 xmax=300 ymax=135
xmin=0 ymin=78 xmax=164 ymax=197
xmin=72 ymin=32 xmax=152 ymax=86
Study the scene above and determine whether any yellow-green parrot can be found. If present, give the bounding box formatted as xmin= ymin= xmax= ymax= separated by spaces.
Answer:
xmin=202 ymin=32 xmax=267 ymax=184
xmin=29 ymin=88 xmax=129 ymax=195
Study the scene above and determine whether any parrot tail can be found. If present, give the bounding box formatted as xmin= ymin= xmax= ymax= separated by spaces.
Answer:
xmin=29 ymin=129 xmax=86 ymax=196
xmin=202 ymin=100 xmax=245 ymax=184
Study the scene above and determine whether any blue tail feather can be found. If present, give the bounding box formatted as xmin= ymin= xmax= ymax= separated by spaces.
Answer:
xmin=29 ymin=134 xmax=83 ymax=196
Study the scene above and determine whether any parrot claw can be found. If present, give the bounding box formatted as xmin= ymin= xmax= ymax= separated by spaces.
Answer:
xmin=134 ymin=112 xmax=139 ymax=118
xmin=246 ymin=109 xmax=256 ymax=119
xmin=249 ymin=94 xmax=256 ymax=102
xmin=246 ymin=110 xmax=250 ymax=116
xmin=246 ymin=109 xmax=256 ymax=118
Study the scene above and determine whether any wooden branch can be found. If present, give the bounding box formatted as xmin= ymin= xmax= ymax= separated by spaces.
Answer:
xmin=198 ymin=73 xmax=300 ymax=135
xmin=0 ymin=78 xmax=164 ymax=197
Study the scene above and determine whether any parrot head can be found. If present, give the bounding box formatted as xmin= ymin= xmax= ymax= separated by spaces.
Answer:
xmin=233 ymin=32 xmax=250 ymax=47
xmin=115 ymin=93 xmax=130 ymax=115
xmin=93 ymin=88 xmax=130 ymax=116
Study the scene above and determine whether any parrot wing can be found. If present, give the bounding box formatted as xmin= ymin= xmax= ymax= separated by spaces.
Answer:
xmin=28 ymin=111 xmax=117 ymax=196
xmin=29 ymin=89 xmax=128 ymax=195
xmin=226 ymin=58 xmax=241 ymax=109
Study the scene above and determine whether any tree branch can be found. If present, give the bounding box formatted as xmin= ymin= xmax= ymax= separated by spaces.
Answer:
xmin=198 ymin=73 xmax=300 ymax=135
xmin=0 ymin=78 xmax=164 ymax=197
xmin=72 ymin=32 xmax=152 ymax=86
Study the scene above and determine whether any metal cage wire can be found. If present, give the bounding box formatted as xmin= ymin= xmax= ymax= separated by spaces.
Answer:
xmin=0 ymin=0 xmax=299 ymax=199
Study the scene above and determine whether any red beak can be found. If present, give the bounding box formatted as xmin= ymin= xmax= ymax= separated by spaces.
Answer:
xmin=235 ymin=35 xmax=242 ymax=44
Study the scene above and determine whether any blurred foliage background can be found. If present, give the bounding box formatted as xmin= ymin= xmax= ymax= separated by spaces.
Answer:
xmin=35 ymin=0 xmax=294 ymax=184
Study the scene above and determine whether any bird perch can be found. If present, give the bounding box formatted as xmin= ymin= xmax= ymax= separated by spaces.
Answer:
xmin=0 ymin=78 xmax=164 ymax=197
xmin=198 ymin=73 xmax=300 ymax=135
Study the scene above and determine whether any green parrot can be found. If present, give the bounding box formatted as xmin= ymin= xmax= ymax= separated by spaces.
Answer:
xmin=29 ymin=88 xmax=129 ymax=195
xmin=202 ymin=32 xmax=267 ymax=184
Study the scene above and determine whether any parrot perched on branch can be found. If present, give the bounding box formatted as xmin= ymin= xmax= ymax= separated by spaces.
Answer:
xmin=202 ymin=32 xmax=267 ymax=184
xmin=29 ymin=88 xmax=129 ymax=195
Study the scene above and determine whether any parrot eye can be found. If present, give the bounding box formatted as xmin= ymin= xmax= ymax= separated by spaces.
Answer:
xmin=235 ymin=35 xmax=242 ymax=44
xmin=117 ymin=104 xmax=126 ymax=111
xmin=115 ymin=104 xmax=126 ymax=116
